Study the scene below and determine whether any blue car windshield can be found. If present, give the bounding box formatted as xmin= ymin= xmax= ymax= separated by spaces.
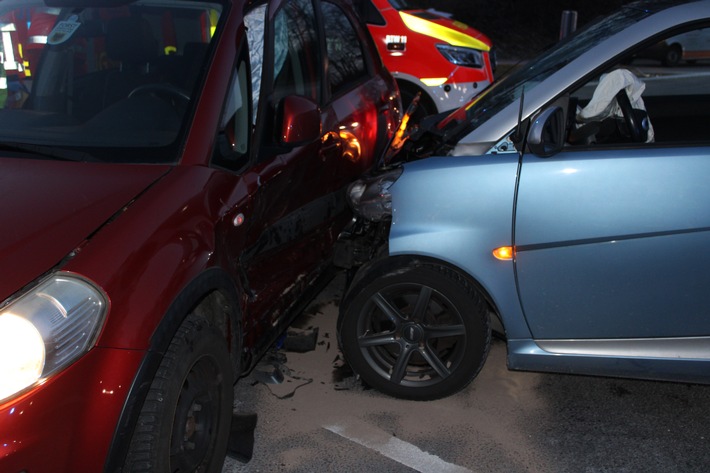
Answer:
xmin=0 ymin=0 xmax=223 ymax=163
xmin=448 ymin=0 xmax=687 ymax=143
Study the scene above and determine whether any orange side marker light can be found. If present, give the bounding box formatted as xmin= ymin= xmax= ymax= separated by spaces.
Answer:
xmin=492 ymin=246 xmax=514 ymax=261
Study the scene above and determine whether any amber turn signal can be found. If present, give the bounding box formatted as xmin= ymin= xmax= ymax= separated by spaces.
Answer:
xmin=492 ymin=246 xmax=514 ymax=260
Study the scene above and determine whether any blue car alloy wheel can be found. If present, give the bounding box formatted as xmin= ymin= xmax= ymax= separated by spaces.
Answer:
xmin=338 ymin=259 xmax=491 ymax=400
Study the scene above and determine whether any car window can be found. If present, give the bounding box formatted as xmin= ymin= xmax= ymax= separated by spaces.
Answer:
xmin=0 ymin=0 xmax=224 ymax=163
xmin=213 ymin=55 xmax=250 ymax=171
xmin=356 ymin=0 xmax=386 ymax=26
xmin=271 ymin=0 xmax=320 ymax=104
xmin=321 ymin=1 xmax=368 ymax=98
xmin=446 ymin=3 xmax=663 ymax=145
xmin=567 ymin=23 xmax=710 ymax=147
xmin=245 ymin=4 xmax=267 ymax=124
xmin=387 ymin=0 xmax=417 ymax=10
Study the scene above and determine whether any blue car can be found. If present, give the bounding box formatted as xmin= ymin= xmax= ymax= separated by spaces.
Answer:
xmin=335 ymin=0 xmax=710 ymax=400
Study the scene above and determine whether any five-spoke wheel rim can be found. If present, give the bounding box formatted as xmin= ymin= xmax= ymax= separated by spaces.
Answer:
xmin=356 ymin=282 xmax=468 ymax=388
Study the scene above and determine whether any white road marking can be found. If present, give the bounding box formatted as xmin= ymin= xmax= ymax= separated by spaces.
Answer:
xmin=324 ymin=419 xmax=474 ymax=473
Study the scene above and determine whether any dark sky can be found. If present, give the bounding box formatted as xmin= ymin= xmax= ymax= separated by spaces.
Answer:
xmin=405 ymin=0 xmax=634 ymax=60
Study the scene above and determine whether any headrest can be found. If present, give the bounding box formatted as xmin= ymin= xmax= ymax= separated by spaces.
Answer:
xmin=105 ymin=17 xmax=158 ymax=63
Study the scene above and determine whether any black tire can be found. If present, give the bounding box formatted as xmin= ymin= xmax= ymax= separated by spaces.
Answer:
xmin=339 ymin=261 xmax=491 ymax=400
xmin=125 ymin=313 xmax=234 ymax=472
xmin=662 ymin=44 xmax=681 ymax=67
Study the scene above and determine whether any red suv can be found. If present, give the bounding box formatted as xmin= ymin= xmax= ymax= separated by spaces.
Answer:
xmin=0 ymin=0 xmax=399 ymax=471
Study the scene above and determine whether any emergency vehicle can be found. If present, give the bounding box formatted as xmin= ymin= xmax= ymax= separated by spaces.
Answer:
xmin=360 ymin=0 xmax=495 ymax=120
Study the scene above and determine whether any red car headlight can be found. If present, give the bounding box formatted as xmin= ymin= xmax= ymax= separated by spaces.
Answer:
xmin=0 ymin=273 xmax=107 ymax=402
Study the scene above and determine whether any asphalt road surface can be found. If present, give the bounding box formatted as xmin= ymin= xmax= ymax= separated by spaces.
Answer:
xmin=222 ymin=275 xmax=710 ymax=473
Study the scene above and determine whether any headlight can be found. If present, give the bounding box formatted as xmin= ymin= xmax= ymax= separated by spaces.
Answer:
xmin=347 ymin=168 xmax=403 ymax=222
xmin=0 ymin=273 xmax=107 ymax=402
xmin=436 ymin=44 xmax=484 ymax=68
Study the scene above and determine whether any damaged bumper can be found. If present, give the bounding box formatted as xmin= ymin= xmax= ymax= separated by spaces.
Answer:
xmin=333 ymin=219 xmax=390 ymax=270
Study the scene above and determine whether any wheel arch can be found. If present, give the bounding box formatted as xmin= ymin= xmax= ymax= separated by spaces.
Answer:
xmin=103 ymin=266 xmax=242 ymax=473
xmin=667 ymin=41 xmax=683 ymax=52
xmin=341 ymin=254 xmax=506 ymax=337
xmin=337 ymin=253 xmax=495 ymax=399
xmin=663 ymin=42 xmax=683 ymax=65
xmin=395 ymin=77 xmax=438 ymax=115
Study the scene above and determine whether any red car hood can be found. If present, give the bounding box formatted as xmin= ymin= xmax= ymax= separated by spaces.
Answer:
xmin=0 ymin=158 xmax=169 ymax=301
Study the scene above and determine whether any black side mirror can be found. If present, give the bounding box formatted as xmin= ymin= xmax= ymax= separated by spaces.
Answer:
xmin=527 ymin=106 xmax=565 ymax=157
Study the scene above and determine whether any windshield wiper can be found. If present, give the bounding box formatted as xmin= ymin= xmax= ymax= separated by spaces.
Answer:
xmin=0 ymin=142 xmax=99 ymax=162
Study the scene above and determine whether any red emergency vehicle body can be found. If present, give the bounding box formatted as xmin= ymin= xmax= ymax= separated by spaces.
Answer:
xmin=365 ymin=0 xmax=495 ymax=118
xmin=0 ymin=0 xmax=399 ymax=471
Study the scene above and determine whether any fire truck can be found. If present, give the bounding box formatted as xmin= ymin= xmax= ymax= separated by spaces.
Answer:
xmin=360 ymin=0 xmax=495 ymax=121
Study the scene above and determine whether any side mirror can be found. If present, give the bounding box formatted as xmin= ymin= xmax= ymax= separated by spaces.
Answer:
xmin=527 ymin=106 xmax=565 ymax=157
xmin=278 ymin=95 xmax=321 ymax=146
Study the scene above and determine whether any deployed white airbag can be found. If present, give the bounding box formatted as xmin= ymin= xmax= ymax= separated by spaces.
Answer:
xmin=577 ymin=68 xmax=654 ymax=142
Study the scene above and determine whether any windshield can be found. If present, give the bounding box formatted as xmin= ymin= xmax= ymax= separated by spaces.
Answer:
xmin=443 ymin=0 xmax=684 ymax=143
xmin=0 ymin=0 xmax=223 ymax=163
xmin=386 ymin=0 xmax=419 ymax=11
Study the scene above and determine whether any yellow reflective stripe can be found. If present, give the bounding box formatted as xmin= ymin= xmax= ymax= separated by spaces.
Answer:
xmin=209 ymin=9 xmax=219 ymax=38
xmin=464 ymin=93 xmax=485 ymax=111
xmin=420 ymin=77 xmax=447 ymax=87
xmin=399 ymin=11 xmax=490 ymax=52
